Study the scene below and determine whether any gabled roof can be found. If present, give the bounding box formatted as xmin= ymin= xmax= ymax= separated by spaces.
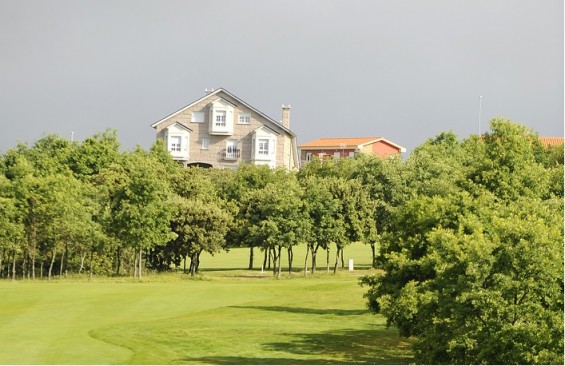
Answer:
xmin=539 ymin=136 xmax=564 ymax=147
xmin=252 ymin=125 xmax=280 ymax=135
xmin=151 ymin=87 xmax=295 ymax=137
xmin=299 ymin=137 xmax=406 ymax=152
xmin=164 ymin=122 xmax=192 ymax=132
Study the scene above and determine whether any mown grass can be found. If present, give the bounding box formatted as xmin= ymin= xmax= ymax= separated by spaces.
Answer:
xmin=0 ymin=243 xmax=414 ymax=364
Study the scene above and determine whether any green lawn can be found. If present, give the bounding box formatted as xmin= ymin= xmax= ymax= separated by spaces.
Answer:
xmin=0 ymin=244 xmax=414 ymax=364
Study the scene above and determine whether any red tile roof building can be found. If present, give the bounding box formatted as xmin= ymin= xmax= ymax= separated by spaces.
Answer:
xmin=539 ymin=136 xmax=564 ymax=147
xmin=298 ymin=137 xmax=406 ymax=165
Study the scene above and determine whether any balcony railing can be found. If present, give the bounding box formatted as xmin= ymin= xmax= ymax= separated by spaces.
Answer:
xmin=222 ymin=148 xmax=240 ymax=160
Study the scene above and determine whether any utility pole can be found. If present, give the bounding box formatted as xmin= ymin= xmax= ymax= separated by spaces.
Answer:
xmin=478 ymin=96 xmax=483 ymax=135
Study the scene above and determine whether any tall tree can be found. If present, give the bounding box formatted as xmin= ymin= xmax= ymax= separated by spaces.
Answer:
xmin=104 ymin=148 xmax=176 ymax=278
xmin=360 ymin=119 xmax=564 ymax=364
xmin=170 ymin=197 xmax=232 ymax=276
xmin=242 ymin=174 xmax=308 ymax=278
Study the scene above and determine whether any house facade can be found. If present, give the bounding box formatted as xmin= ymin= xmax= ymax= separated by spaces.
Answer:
xmin=298 ymin=137 xmax=406 ymax=165
xmin=152 ymin=88 xmax=299 ymax=170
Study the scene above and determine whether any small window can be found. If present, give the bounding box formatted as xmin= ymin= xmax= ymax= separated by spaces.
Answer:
xmin=258 ymin=139 xmax=269 ymax=155
xmin=192 ymin=111 xmax=205 ymax=123
xmin=238 ymin=113 xmax=251 ymax=124
xmin=170 ymin=136 xmax=181 ymax=152
xmin=201 ymin=139 xmax=209 ymax=150
xmin=306 ymin=152 xmax=312 ymax=162
xmin=348 ymin=151 xmax=355 ymax=158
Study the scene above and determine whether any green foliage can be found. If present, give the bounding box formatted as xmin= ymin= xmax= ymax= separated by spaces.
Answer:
xmin=360 ymin=119 xmax=564 ymax=364
xmin=69 ymin=129 xmax=121 ymax=178
xmin=104 ymin=150 xmax=176 ymax=253
xmin=242 ymin=173 xmax=309 ymax=277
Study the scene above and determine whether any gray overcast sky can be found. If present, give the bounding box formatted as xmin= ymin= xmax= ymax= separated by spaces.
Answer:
xmin=0 ymin=0 xmax=563 ymax=155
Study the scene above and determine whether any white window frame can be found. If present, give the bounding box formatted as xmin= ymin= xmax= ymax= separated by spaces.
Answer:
xmin=258 ymin=139 xmax=269 ymax=155
xmin=170 ymin=136 xmax=182 ymax=152
xmin=334 ymin=151 xmax=341 ymax=159
xmin=238 ymin=113 xmax=251 ymax=124
xmin=201 ymin=139 xmax=209 ymax=150
xmin=191 ymin=111 xmax=205 ymax=123
xmin=306 ymin=152 xmax=312 ymax=162
xmin=215 ymin=110 xmax=227 ymax=127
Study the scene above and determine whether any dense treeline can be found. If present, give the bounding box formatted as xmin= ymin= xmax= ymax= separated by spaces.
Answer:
xmin=0 ymin=128 xmax=379 ymax=280
xmin=0 ymin=119 xmax=563 ymax=363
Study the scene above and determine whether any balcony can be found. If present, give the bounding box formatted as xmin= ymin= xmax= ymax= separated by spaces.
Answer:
xmin=222 ymin=148 xmax=240 ymax=160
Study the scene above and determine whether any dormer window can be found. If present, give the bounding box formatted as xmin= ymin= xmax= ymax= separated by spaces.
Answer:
xmin=208 ymin=98 xmax=235 ymax=135
xmin=163 ymin=122 xmax=190 ymax=161
xmin=251 ymin=126 xmax=277 ymax=168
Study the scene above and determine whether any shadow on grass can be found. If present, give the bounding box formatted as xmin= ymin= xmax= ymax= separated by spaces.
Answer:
xmin=180 ymin=328 xmax=414 ymax=365
xmin=265 ymin=328 xmax=414 ymax=364
xmin=230 ymin=305 xmax=369 ymax=316
xmin=174 ymin=355 xmax=333 ymax=365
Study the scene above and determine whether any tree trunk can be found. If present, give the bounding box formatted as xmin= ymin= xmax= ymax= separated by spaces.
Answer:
xmin=190 ymin=252 xmax=198 ymax=277
xmin=133 ymin=252 xmax=138 ymax=279
xmin=11 ymin=252 xmax=17 ymax=281
xmin=59 ymin=249 xmax=65 ymax=278
xmin=276 ymin=245 xmax=282 ymax=279
xmin=288 ymin=246 xmax=293 ymax=274
xmin=40 ymin=261 xmax=44 ymax=279
xmin=196 ymin=251 xmax=202 ymax=273
xmin=183 ymin=253 xmax=187 ymax=274
xmin=272 ymin=247 xmax=279 ymax=275
xmin=303 ymin=245 xmax=309 ymax=277
xmin=371 ymin=243 xmax=376 ymax=268
xmin=48 ymin=248 xmax=56 ymax=281
xmin=326 ymin=246 xmax=330 ymax=273
xmin=89 ymin=250 xmax=94 ymax=281
xmin=262 ymin=249 xmax=268 ymax=271
xmin=311 ymin=245 xmax=319 ymax=275
xmin=79 ymin=252 xmax=87 ymax=274
xmin=340 ymin=248 xmax=345 ymax=268
xmin=138 ymin=249 xmax=143 ymax=279
xmin=115 ymin=247 xmax=121 ymax=275
xmin=22 ymin=255 xmax=27 ymax=279
xmin=31 ymin=224 xmax=36 ymax=279
xmin=333 ymin=246 xmax=341 ymax=274
xmin=248 ymin=246 xmax=254 ymax=270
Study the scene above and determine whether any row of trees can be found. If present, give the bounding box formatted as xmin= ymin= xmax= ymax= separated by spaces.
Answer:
xmin=0 ymin=118 xmax=562 ymax=363
xmin=0 ymin=129 xmax=379 ymax=280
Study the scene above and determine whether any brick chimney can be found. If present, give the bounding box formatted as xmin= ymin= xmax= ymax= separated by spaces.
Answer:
xmin=281 ymin=105 xmax=291 ymax=129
